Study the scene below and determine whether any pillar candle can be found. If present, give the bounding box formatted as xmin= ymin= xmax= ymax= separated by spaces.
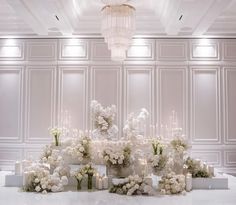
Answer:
xmin=185 ymin=173 xmax=192 ymax=192
xmin=15 ymin=161 xmax=21 ymax=175
xmin=23 ymin=171 xmax=30 ymax=186
xmin=208 ymin=165 xmax=214 ymax=177
xmin=102 ymin=176 xmax=109 ymax=189
xmin=95 ymin=173 xmax=100 ymax=189
xmin=98 ymin=178 xmax=103 ymax=190
xmin=203 ymin=162 xmax=208 ymax=171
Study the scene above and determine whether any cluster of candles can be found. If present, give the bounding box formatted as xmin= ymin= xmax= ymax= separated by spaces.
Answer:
xmin=144 ymin=110 xmax=183 ymax=139
xmin=14 ymin=160 xmax=32 ymax=176
xmin=95 ymin=173 xmax=109 ymax=190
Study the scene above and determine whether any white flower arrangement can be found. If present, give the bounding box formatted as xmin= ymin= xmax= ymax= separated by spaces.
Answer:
xmin=170 ymin=136 xmax=189 ymax=154
xmin=110 ymin=175 xmax=155 ymax=196
xmin=23 ymin=163 xmax=68 ymax=193
xmin=63 ymin=135 xmax=91 ymax=163
xmin=159 ymin=172 xmax=186 ymax=195
xmin=49 ymin=127 xmax=62 ymax=146
xmin=103 ymin=145 xmax=131 ymax=168
xmin=41 ymin=146 xmax=63 ymax=170
xmin=149 ymin=139 xmax=168 ymax=175
xmin=123 ymin=108 xmax=149 ymax=139
xmin=90 ymin=100 xmax=118 ymax=139
xmin=184 ymin=157 xmax=211 ymax=178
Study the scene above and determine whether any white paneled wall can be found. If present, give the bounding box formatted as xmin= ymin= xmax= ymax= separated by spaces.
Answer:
xmin=0 ymin=38 xmax=236 ymax=173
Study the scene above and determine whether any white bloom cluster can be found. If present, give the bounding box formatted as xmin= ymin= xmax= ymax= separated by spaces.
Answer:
xmin=41 ymin=148 xmax=63 ymax=169
xmin=110 ymin=175 xmax=154 ymax=196
xmin=63 ymin=136 xmax=90 ymax=162
xmin=24 ymin=163 xmax=68 ymax=194
xmin=123 ymin=108 xmax=149 ymax=139
xmin=49 ymin=127 xmax=62 ymax=136
xmin=103 ymin=145 xmax=131 ymax=167
xmin=159 ymin=172 xmax=186 ymax=195
xmin=90 ymin=100 xmax=118 ymax=139
xmin=170 ymin=136 xmax=189 ymax=154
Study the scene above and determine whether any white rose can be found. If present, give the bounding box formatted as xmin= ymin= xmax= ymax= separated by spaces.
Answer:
xmin=34 ymin=178 xmax=40 ymax=183
xmin=42 ymin=190 xmax=47 ymax=194
xmin=61 ymin=176 xmax=68 ymax=186
xmin=35 ymin=186 xmax=41 ymax=192
xmin=51 ymin=185 xmax=58 ymax=192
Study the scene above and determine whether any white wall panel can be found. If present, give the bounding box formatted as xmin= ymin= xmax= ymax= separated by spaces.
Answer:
xmin=25 ymin=66 xmax=56 ymax=143
xmin=59 ymin=39 xmax=89 ymax=60
xmin=59 ymin=66 xmax=88 ymax=130
xmin=158 ymin=67 xmax=187 ymax=135
xmin=223 ymin=68 xmax=236 ymax=144
xmin=0 ymin=67 xmax=23 ymax=142
xmin=224 ymin=151 xmax=236 ymax=167
xmin=126 ymin=39 xmax=155 ymax=61
xmin=190 ymin=66 xmax=220 ymax=144
xmin=27 ymin=40 xmax=57 ymax=61
xmin=0 ymin=40 xmax=24 ymax=61
xmin=190 ymin=39 xmax=220 ymax=61
xmin=157 ymin=40 xmax=188 ymax=61
xmin=124 ymin=66 xmax=154 ymax=132
xmin=223 ymin=41 xmax=236 ymax=61
xmin=91 ymin=40 xmax=111 ymax=61
xmin=91 ymin=66 xmax=121 ymax=131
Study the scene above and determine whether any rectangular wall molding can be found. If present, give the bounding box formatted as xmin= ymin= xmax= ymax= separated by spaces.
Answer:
xmin=0 ymin=38 xmax=235 ymax=173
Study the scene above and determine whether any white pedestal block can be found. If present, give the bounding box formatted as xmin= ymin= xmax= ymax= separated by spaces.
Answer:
xmin=192 ymin=174 xmax=228 ymax=189
xmin=5 ymin=174 xmax=23 ymax=187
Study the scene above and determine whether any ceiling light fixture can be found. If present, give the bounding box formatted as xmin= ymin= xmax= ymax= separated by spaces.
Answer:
xmin=101 ymin=2 xmax=136 ymax=61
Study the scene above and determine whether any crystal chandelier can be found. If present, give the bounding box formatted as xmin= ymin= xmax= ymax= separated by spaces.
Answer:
xmin=101 ymin=2 xmax=135 ymax=61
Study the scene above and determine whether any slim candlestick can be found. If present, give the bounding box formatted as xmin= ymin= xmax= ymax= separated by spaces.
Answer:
xmin=15 ymin=161 xmax=21 ymax=175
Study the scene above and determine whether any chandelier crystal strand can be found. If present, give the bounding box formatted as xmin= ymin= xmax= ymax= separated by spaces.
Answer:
xmin=101 ymin=0 xmax=128 ymax=5
xmin=101 ymin=4 xmax=135 ymax=61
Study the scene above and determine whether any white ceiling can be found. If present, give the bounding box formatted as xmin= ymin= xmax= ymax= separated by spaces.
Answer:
xmin=0 ymin=0 xmax=236 ymax=37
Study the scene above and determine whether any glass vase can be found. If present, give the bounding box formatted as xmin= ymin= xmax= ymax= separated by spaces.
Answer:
xmin=76 ymin=179 xmax=82 ymax=190
xmin=87 ymin=174 xmax=93 ymax=190
xmin=54 ymin=134 xmax=60 ymax=146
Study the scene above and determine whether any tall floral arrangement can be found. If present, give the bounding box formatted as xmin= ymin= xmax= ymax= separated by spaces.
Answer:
xmin=149 ymin=139 xmax=167 ymax=175
xmin=90 ymin=100 xmax=118 ymax=139
xmin=169 ymin=136 xmax=190 ymax=174
xmin=49 ymin=127 xmax=62 ymax=146
xmin=123 ymin=108 xmax=149 ymax=140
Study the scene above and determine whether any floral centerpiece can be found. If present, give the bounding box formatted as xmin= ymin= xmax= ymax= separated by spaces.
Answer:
xmin=149 ymin=139 xmax=167 ymax=175
xmin=71 ymin=168 xmax=85 ymax=190
xmin=110 ymin=175 xmax=154 ymax=196
xmin=63 ymin=135 xmax=91 ymax=164
xmin=103 ymin=145 xmax=132 ymax=177
xmin=184 ymin=157 xmax=211 ymax=178
xmin=23 ymin=163 xmax=68 ymax=194
xmin=90 ymin=100 xmax=118 ymax=139
xmin=159 ymin=172 xmax=186 ymax=195
xmin=49 ymin=127 xmax=62 ymax=146
xmin=81 ymin=163 xmax=96 ymax=190
xmin=41 ymin=145 xmax=63 ymax=172
xmin=123 ymin=108 xmax=149 ymax=140
xmin=170 ymin=136 xmax=190 ymax=174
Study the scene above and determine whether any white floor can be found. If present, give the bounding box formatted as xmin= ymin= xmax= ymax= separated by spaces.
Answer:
xmin=1 ymin=171 xmax=236 ymax=205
